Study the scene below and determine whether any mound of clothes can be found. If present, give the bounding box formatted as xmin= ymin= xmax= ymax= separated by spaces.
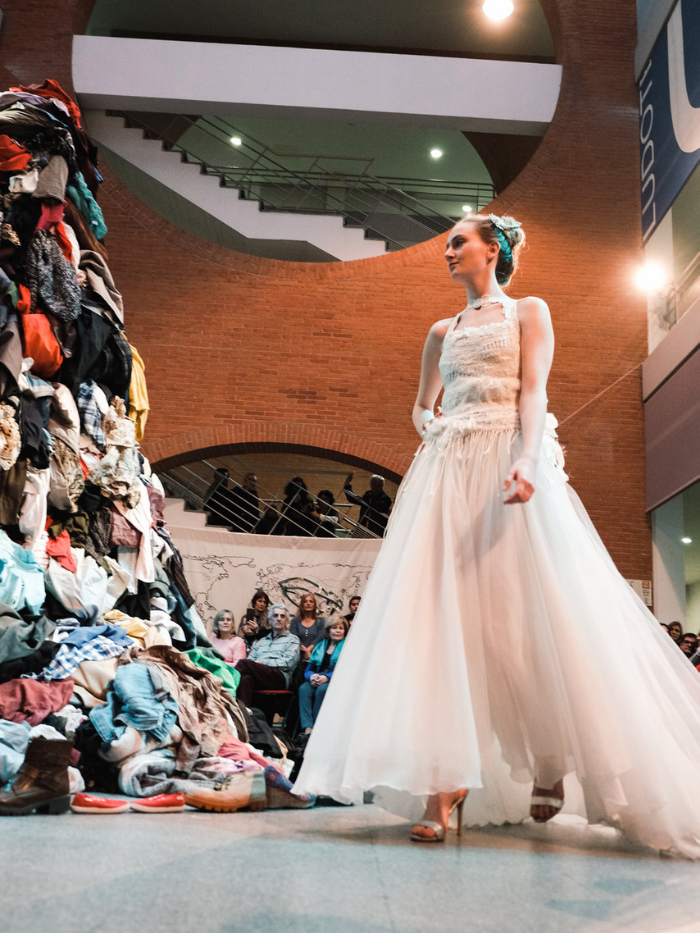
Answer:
xmin=0 ymin=80 xmax=312 ymax=816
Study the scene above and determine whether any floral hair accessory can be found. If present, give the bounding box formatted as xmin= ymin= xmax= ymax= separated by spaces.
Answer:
xmin=487 ymin=213 xmax=522 ymax=233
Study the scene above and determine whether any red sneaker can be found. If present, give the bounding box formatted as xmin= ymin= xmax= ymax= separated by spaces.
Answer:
xmin=130 ymin=793 xmax=186 ymax=813
xmin=71 ymin=793 xmax=130 ymax=814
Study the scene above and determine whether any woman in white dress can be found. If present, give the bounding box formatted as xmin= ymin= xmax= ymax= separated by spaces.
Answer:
xmin=293 ymin=213 xmax=700 ymax=857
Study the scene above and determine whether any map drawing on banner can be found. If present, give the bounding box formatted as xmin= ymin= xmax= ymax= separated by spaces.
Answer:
xmin=176 ymin=531 xmax=382 ymax=628
xmin=638 ymin=0 xmax=700 ymax=241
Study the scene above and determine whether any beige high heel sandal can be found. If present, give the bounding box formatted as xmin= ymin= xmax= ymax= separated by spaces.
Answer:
xmin=410 ymin=790 xmax=468 ymax=843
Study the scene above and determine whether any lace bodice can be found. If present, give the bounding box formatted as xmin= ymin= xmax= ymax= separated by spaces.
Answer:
xmin=425 ymin=297 xmax=521 ymax=443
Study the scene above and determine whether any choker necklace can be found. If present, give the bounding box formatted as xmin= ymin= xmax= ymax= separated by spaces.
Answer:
xmin=466 ymin=294 xmax=505 ymax=310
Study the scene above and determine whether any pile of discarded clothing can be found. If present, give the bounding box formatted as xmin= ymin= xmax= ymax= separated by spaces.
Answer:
xmin=0 ymin=80 xmax=313 ymax=817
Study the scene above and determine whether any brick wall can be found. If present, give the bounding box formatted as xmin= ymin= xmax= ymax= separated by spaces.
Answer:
xmin=0 ymin=0 xmax=650 ymax=578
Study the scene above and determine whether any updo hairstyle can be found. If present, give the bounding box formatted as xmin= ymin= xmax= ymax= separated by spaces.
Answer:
xmin=469 ymin=213 xmax=526 ymax=286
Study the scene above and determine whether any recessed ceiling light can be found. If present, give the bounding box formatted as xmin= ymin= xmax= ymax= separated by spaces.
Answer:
xmin=483 ymin=0 xmax=515 ymax=22
xmin=231 ymin=136 xmax=242 ymax=147
xmin=430 ymin=148 xmax=443 ymax=159
xmin=462 ymin=204 xmax=473 ymax=213
xmin=682 ymin=537 xmax=692 ymax=544
xmin=633 ymin=262 xmax=668 ymax=293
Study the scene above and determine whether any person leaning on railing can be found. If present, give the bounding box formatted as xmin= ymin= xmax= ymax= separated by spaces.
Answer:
xmin=343 ymin=473 xmax=392 ymax=536
xmin=313 ymin=490 xmax=340 ymax=537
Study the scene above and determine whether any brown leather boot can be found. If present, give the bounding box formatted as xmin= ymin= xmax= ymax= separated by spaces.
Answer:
xmin=0 ymin=737 xmax=73 ymax=816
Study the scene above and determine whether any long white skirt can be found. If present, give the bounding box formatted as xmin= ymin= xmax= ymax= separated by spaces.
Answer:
xmin=293 ymin=428 xmax=700 ymax=858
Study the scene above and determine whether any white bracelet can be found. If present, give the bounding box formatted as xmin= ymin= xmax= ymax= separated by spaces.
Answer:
xmin=421 ymin=409 xmax=434 ymax=423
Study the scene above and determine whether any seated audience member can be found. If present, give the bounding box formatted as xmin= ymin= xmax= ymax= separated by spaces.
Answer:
xmin=290 ymin=592 xmax=326 ymax=662
xmin=314 ymin=490 xmax=340 ymax=537
xmin=228 ymin=472 xmax=260 ymax=532
xmin=668 ymin=621 xmax=684 ymax=643
xmin=343 ymin=472 xmax=392 ymax=536
xmin=209 ymin=609 xmax=247 ymax=665
xmin=679 ymin=632 xmax=698 ymax=658
xmin=344 ymin=595 xmax=361 ymax=625
xmin=237 ymin=616 xmax=258 ymax=656
xmin=240 ymin=590 xmax=271 ymax=639
xmin=235 ymin=604 xmax=300 ymax=709
xmin=203 ymin=468 xmax=236 ymax=526
xmin=299 ymin=617 xmax=348 ymax=734
xmin=660 ymin=623 xmax=669 ymax=634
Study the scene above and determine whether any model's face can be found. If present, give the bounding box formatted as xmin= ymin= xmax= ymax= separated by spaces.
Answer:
xmin=445 ymin=222 xmax=496 ymax=282
xmin=669 ymin=623 xmax=682 ymax=641
xmin=254 ymin=597 xmax=267 ymax=613
xmin=217 ymin=612 xmax=234 ymax=637
xmin=329 ymin=623 xmax=345 ymax=643
xmin=349 ymin=598 xmax=361 ymax=613
xmin=270 ymin=609 xmax=289 ymax=634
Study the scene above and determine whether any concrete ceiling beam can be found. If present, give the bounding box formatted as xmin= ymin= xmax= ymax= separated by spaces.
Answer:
xmin=73 ymin=35 xmax=561 ymax=135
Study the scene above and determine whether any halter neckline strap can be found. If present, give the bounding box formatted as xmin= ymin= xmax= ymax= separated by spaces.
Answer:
xmin=449 ymin=295 xmax=518 ymax=335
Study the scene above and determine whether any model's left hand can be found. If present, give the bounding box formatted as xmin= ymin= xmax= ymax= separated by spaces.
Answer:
xmin=503 ymin=456 xmax=537 ymax=504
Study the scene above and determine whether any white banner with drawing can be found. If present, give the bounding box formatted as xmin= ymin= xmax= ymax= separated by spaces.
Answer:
xmin=175 ymin=528 xmax=383 ymax=630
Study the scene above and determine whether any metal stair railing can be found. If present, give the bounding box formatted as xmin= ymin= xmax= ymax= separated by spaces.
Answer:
xmin=159 ymin=458 xmax=385 ymax=539
xmin=112 ymin=110 xmax=495 ymax=250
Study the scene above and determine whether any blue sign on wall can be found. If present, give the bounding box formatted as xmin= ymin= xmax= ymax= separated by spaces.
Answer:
xmin=639 ymin=0 xmax=700 ymax=242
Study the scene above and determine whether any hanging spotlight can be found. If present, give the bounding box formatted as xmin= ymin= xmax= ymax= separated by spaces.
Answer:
xmin=430 ymin=148 xmax=443 ymax=159
xmin=462 ymin=204 xmax=473 ymax=213
xmin=483 ymin=0 xmax=515 ymax=22
xmin=682 ymin=537 xmax=692 ymax=544
xmin=633 ymin=262 xmax=669 ymax=293
xmin=230 ymin=136 xmax=242 ymax=147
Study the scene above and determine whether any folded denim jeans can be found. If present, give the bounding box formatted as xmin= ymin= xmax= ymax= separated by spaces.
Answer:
xmin=90 ymin=660 xmax=178 ymax=744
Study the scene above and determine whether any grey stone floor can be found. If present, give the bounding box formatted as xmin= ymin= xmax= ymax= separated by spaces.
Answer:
xmin=2 ymin=805 xmax=699 ymax=933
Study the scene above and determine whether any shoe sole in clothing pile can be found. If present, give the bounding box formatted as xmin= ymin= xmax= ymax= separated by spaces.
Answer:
xmin=185 ymin=771 xmax=267 ymax=813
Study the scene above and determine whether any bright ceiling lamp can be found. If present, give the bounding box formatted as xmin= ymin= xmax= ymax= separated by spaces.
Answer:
xmin=430 ymin=148 xmax=443 ymax=159
xmin=230 ymin=136 xmax=242 ymax=146
xmin=462 ymin=204 xmax=473 ymax=213
xmin=633 ymin=262 xmax=669 ymax=293
xmin=483 ymin=0 xmax=515 ymax=22
xmin=682 ymin=537 xmax=692 ymax=544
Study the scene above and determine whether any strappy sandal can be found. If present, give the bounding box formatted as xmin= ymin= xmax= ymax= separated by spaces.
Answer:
xmin=411 ymin=790 xmax=467 ymax=843
xmin=530 ymin=782 xmax=564 ymax=823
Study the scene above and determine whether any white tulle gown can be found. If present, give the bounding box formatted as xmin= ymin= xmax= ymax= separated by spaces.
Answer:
xmin=294 ymin=297 xmax=700 ymax=858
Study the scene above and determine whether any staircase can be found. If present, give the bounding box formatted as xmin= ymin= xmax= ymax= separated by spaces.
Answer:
xmin=85 ymin=110 xmax=494 ymax=262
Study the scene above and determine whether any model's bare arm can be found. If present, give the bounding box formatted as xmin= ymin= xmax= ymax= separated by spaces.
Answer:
xmin=503 ymin=297 xmax=554 ymax=504
xmin=412 ymin=320 xmax=451 ymax=436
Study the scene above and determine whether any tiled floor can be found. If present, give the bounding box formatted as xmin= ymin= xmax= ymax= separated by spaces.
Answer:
xmin=2 ymin=805 xmax=699 ymax=933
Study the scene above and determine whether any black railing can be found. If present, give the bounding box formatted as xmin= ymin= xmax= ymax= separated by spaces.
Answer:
xmin=159 ymin=458 xmax=388 ymax=539
xmin=112 ymin=111 xmax=495 ymax=251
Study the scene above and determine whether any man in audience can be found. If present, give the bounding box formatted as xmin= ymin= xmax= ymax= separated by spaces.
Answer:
xmin=235 ymin=604 xmax=300 ymax=708
xmin=344 ymin=596 xmax=361 ymax=625
xmin=228 ymin=472 xmax=260 ymax=533
xmin=343 ymin=473 xmax=392 ymax=536
xmin=679 ymin=632 xmax=699 ymax=659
